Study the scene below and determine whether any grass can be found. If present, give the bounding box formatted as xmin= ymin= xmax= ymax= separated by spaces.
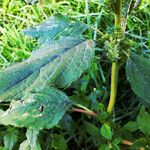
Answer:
xmin=0 ymin=0 xmax=150 ymax=149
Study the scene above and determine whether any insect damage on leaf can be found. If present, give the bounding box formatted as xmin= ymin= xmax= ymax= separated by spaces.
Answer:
xmin=0 ymin=87 xmax=73 ymax=130
xmin=0 ymin=14 xmax=95 ymax=132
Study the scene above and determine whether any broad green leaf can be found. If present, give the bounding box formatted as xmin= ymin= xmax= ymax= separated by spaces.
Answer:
xmin=23 ymin=13 xmax=87 ymax=44
xmin=26 ymin=129 xmax=39 ymax=148
xmin=137 ymin=107 xmax=150 ymax=136
xmin=122 ymin=121 xmax=138 ymax=132
xmin=100 ymin=124 xmax=112 ymax=140
xmin=0 ymin=38 xmax=94 ymax=102
xmin=126 ymin=54 xmax=150 ymax=101
xmin=85 ymin=121 xmax=101 ymax=146
xmin=4 ymin=130 xmax=18 ymax=150
xmin=51 ymin=134 xmax=67 ymax=150
xmin=85 ymin=121 xmax=100 ymax=137
xmin=0 ymin=87 xmax=72 ymax=130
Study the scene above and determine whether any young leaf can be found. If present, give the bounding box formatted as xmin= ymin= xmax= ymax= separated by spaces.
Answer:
xmin=23 ymin=13 xmax=87 ymax=43
xmin=85 ymin=121 xmax=100 ymax=137
xmin=126 ymin=54 xmax=150 ymax=102
xmin=0 ymin=38 xmax=94 ymax=102
xmin=0 ymin=87 xmax=72 ymax=130
xmin=100 ymin=123 xmax=112 ymax=140
xmin=137 ymin=107 xmax=150 ymax=136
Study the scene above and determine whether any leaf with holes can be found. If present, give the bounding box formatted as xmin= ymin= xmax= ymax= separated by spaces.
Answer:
xmin=0 ymin=87 xmax=72 ymax=130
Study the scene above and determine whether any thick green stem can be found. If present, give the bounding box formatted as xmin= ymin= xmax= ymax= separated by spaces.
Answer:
xmin=107 ymin=63 xmax=119 ymax=114
xmin=107 ymin=0 xmax=123 ymax=114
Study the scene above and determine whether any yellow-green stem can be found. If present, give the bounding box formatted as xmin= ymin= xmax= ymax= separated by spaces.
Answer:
xmin=107 ymin=62 xmax=119 ymax=114
xmin=107 ymin=0 xmax=123 ymax=114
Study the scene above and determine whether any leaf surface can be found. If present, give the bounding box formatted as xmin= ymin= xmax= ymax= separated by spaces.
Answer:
xmin=0 ymin=87 xmax=72 ymax=130
xmin=137 ymin=107 xmax=150 ymax=136
xmin=0 ymin=38 xmax=94 ymax=102
xmin=23 ymin=13 xmax=87 ymax=43
xmin=100 ymin=123 xmax=112 ymax=140
xmin=126 ymin=54 xmax=150 ymax=101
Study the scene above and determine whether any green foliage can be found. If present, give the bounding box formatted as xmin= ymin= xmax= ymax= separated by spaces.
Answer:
xmin=23 ymin=13 xmax=87 ymax=44
xmin=0 ymin=0 xmax=149 ymax=149
xmin=51 ymin=134 xmax=67 ymax=150
xmin=98 ymin=144 xmax=110 ymax=150
xmin=0 ymin=16 xmax=94 ymax=101
xmin=120 ymin=107 xmax=150 ymax=148
xmin=0 ymin=13 xmax=94 ymax=148
xmin=122 ymin=121 xmax=138 ymax=132
xmin=100 ymin=123 xmax=112 ymax=140
xmin=131 ymin=138 xmax=147 ymax=149
xmin=137 ymin=107 xmax=150 ymax=136
xmin=126 ymin=54 xmax=150 ymax=101
xmin=0 ymin=87 xmax=72 ymax=130
xmin=3 ymin=129 xmax=18 ymax=150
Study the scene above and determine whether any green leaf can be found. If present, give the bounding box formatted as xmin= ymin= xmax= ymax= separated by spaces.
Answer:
xmin=85 ymin=121 xmax=100 ymax=137
xmin=51 ymin=134 xmax=67 ymax=150
xmin=126 ymin=54 xmax=150 ymax=101
xmin=23 ymin=13 xmax=87 ymax=44
xmin=0 ymin=146 xmax=7 ymax=150
xmin=4 ymin=130 xmax=18 ymax=150
xmin=0 ymin=38 xmax=94 ymax=102
xmin=85 ymin=121 xmax=101 ymax=146
xmin=100 ymin=124 xmax=112 ymax=140
xmin=131 ymin=138 xmax=147 ymax=149
xmin=0 ymin=87 xmax=72 ymax=130
xmin=98 ymin=144 xmax=110 ymax=150
xmin=122 ymin=121 xmax=138 ymax=132
xmin=137 ymin=107 xmax=150 ymax=136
